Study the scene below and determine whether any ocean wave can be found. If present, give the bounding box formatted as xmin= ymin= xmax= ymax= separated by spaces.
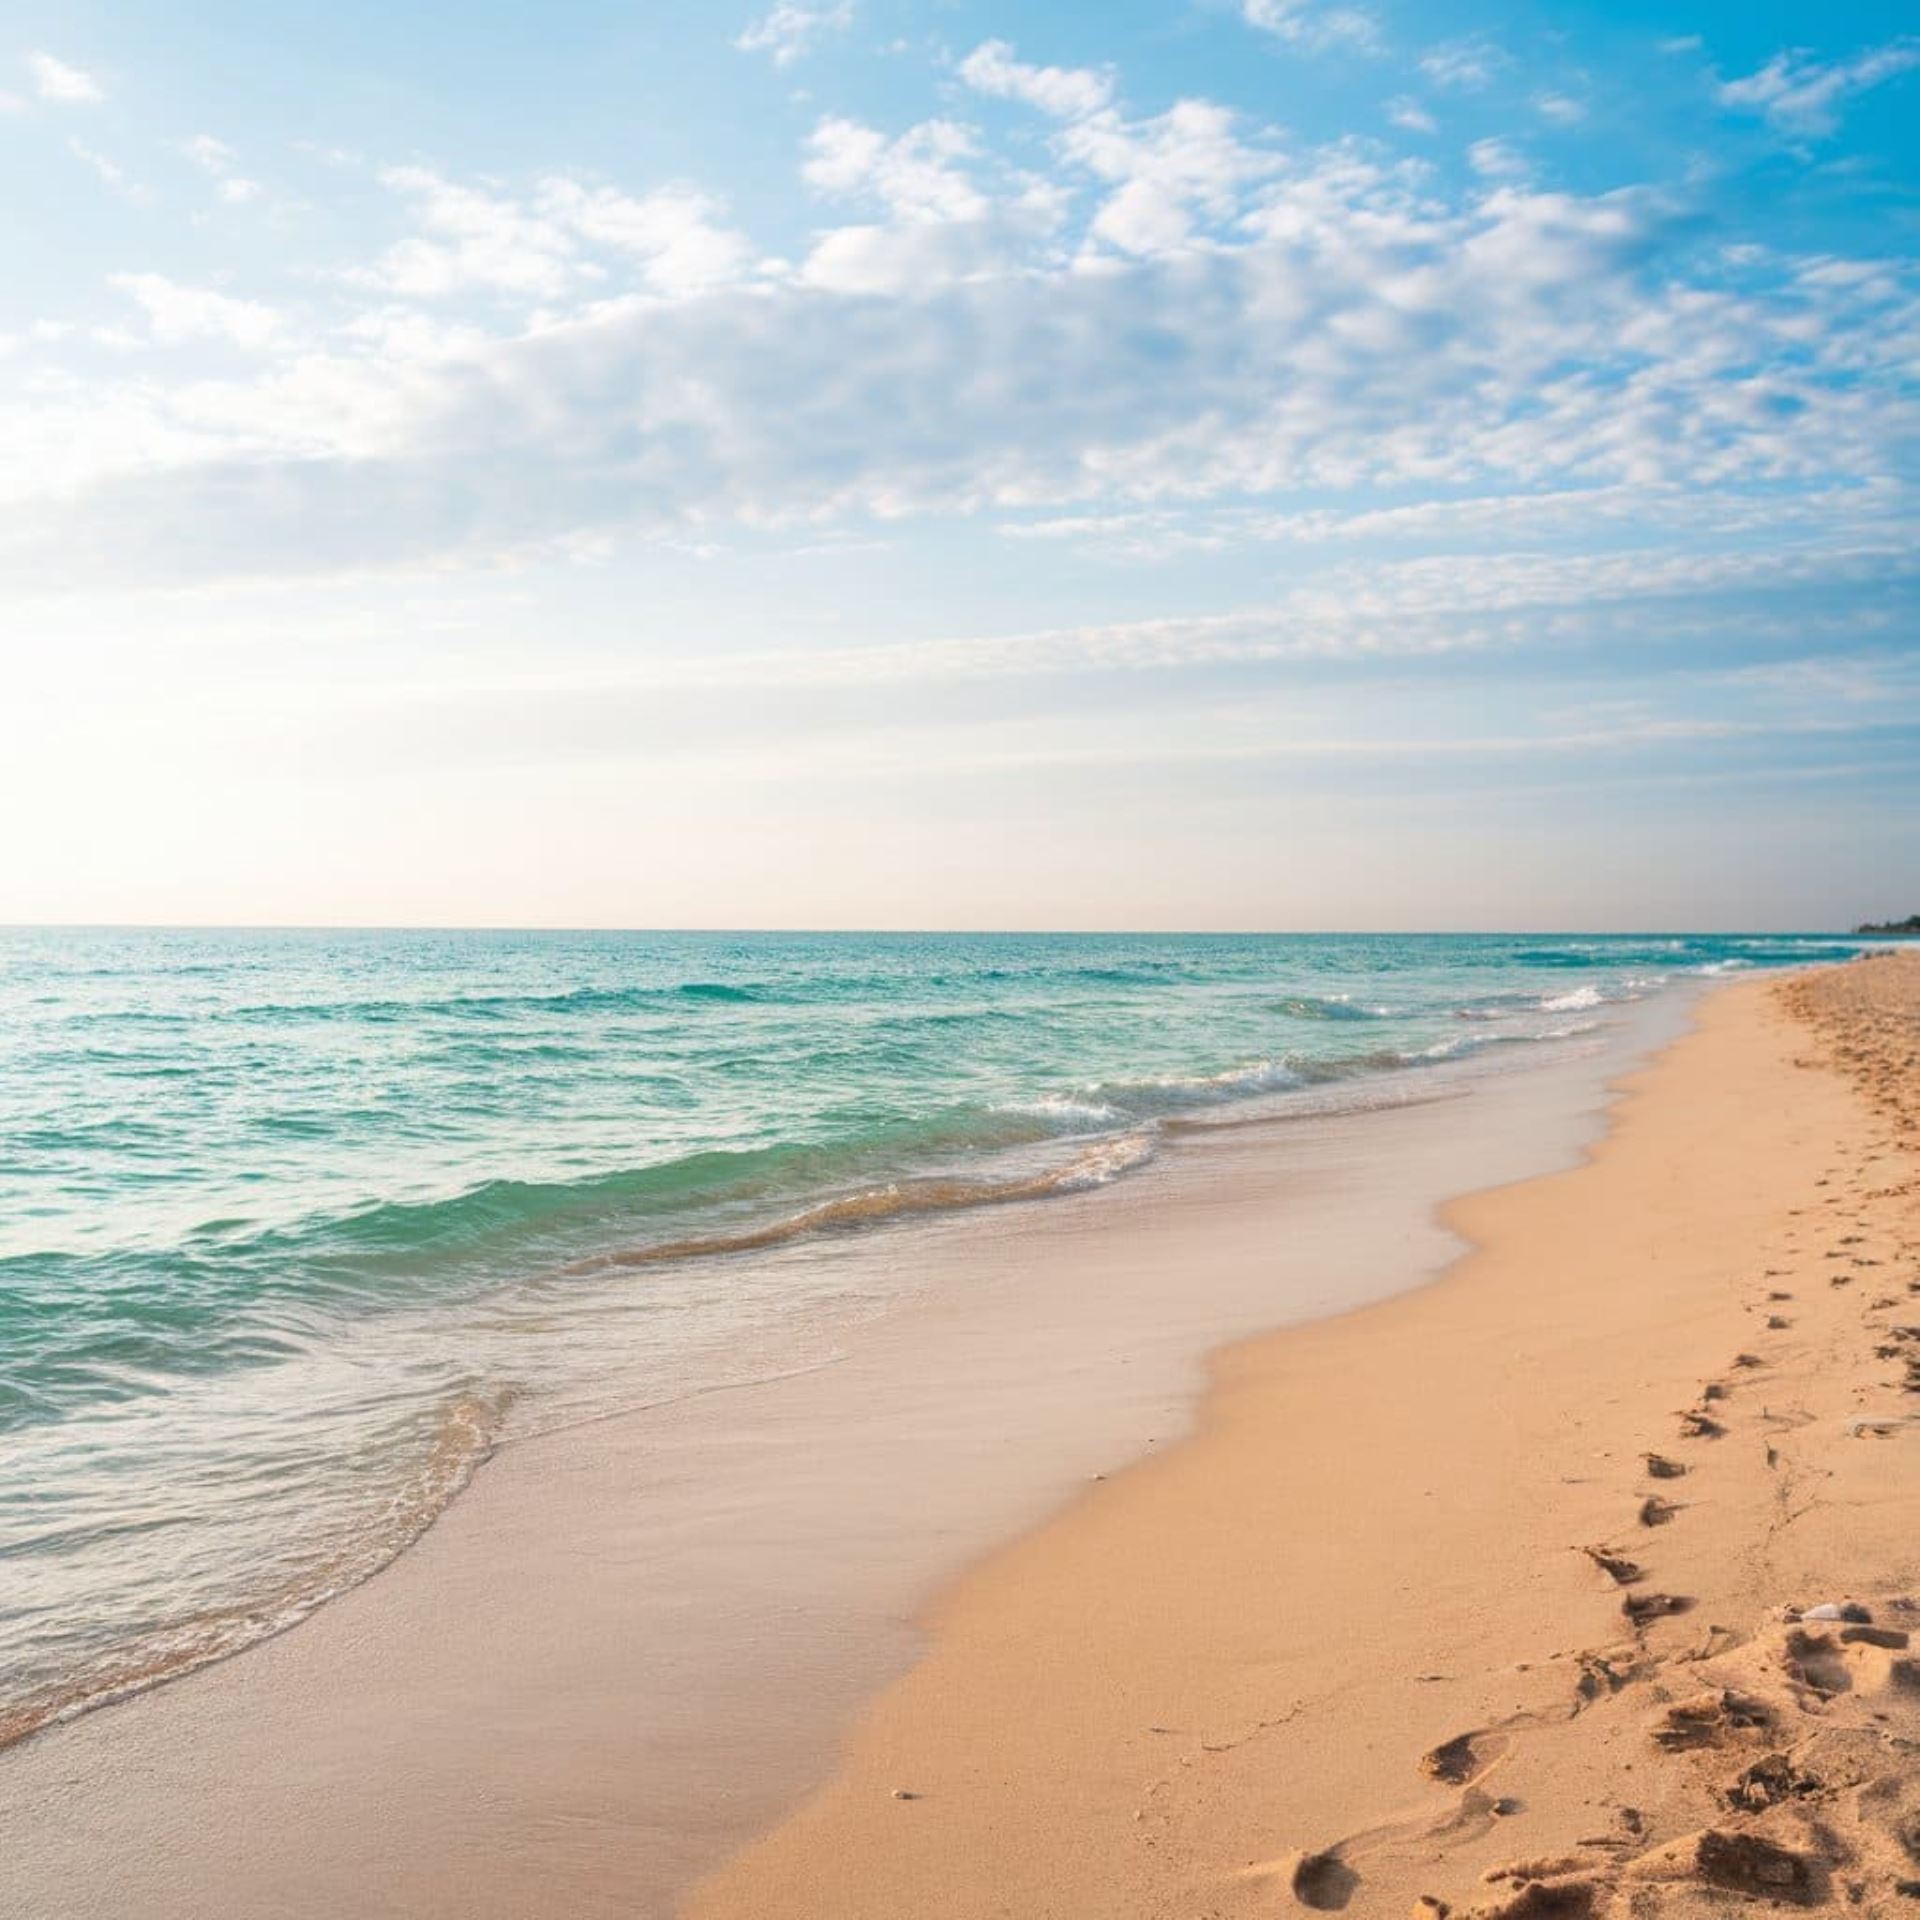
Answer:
xmin=223 ymin=979 xmax=770 ymax=1024
xmin=1407 ymin=1020 xmax=1602 ymax=1062
xmin=0 ymin=1383 xmax=505 ymax=1753
xmin=1271 ymin=994 xmax=1395 ymax=1022
xmin=992 ymin=1094 xmax=1125 ymax=1129
xmin=1540 ymin=985 xmax=1605 ymax=1012
xmin=206 ymin=1122 xmax=1054 ymax=1268
xmin=567 ymin=1131 xmax=1159 ymax=1274
xmin=1107 ymin=1058 xmax=1306 ymax=1106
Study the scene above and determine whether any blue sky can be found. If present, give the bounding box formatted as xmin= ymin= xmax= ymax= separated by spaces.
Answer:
xmin=1 ymin=0 xmax=1916 ymax=928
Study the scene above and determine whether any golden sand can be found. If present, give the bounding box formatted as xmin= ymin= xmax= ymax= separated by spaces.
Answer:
xmin=688 ymin=956 xmax=1920 ymax=1917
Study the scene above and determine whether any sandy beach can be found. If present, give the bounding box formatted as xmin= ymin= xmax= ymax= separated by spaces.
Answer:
xmin=5 ymin=956 xmax=1915 ymax=1918
xmin=690 ymin=955 xmax=1920 ymax=1918
xmin=13 ymin=1 xmax=1912 ymax=1902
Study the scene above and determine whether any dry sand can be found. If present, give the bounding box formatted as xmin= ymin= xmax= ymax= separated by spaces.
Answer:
xmin=688 ymin=955 xmax=1920 ymax=1918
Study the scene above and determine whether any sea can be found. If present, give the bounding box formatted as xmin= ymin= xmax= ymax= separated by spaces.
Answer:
xmin=0 ymin=927 xmax=1867 ymax=1745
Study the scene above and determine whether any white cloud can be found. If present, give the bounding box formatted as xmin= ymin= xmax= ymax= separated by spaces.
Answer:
xmin=795 ymin=113 xmax=1055 ymax=289
xmin=1386 ymin=97 xmax=1436 ymax=134
xmin=1534 ymin=92 xmax=1587 ymax=126
xmin=361 ymin=167 xmax=579 ymax=299
xmin=67 ymin=139 xmax=148 ymax=201
xmin=1061 ymin=99 xmax=1283 ymax=256
xmin=1717 ymin=39 xmax=1920 ymax=138
xmin=734 ymin=2 xmax=853 ymax=68
xmin=5 ymin=110 xmax=1916 ymax=605
xmin=957 ymin=40 xmax=1113 ymax=119
xmin=183 ymin=133 xmax=236 ymax=171
xmin=1468 ymin=137 xmax=1529 ymax=180
xmin=1242 ymin=0 xmax=1381 ymax=56
xmin=222 ymin=543 xmax=1903 ymax=696
xmin=1419 ymin=38 xmax=1508 ymax=93
xmin=27 ymin=51 xmax=103 ymax=104
xmin=359 ymin=167 xmax=751 ymax=302
xmin=108 ymin=273 xmax=284 ymax=351
xmin=182 ymin=133 xmax=265 ymax=206
xmin=799 ymin=218 xmax=1008 ymax=293
xmin=537 ymin=180 xmax=749 ymax=295
xmin=804 ymin=116 xmax=987 ymax=223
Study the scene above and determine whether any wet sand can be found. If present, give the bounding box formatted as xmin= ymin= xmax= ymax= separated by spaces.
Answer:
xmin=689 ymin=956 xmax=1920 ymax=1918
xmin=0 ymin=991 xmax=1678 ymax=1916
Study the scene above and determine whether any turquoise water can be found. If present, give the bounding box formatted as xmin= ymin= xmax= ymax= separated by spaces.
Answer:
xmin=0 ymin=928 xmax=1865 ymax=1739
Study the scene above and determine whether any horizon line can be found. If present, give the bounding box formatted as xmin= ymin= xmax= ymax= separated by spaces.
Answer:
xmin=0 ymin=922 xmax=1895 ymax=940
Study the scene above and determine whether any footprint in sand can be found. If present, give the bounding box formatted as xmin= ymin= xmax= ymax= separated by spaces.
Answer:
xmin=1624 ymin=1827 xmax=1820 ymax=1902
xmin=1457 ymin=1859 xmax=1604 ymax=1916
xmin=1281 ymin=1846 xmax=1359 ymax=1910
xmin=1623 ymin=1591 xmax=1692 ymax=1629
xmin=1723 ymin=1750 xmax=1821 ymax=1813
xmin=1421 ymin=1729 xmax=1510 ymax=1787
xmin=1647 ymin=1687 xmax=1770 ymax=1752
xmin=1578 ymin=1545 xmax=1643 ymax=1586
xmin=1849 ymin=1417 xmax=1908 ymax=1439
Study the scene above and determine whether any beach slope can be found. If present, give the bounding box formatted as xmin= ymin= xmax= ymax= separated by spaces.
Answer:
xmin=688 ymin=957 xmax=1920 ymax=1918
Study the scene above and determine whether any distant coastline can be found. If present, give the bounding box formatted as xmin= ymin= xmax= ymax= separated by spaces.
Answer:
xmin=1855 ymin=914 xmax=1920 ymax=935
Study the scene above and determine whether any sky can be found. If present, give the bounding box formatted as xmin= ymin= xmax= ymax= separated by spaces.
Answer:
xmin=1 ymin=0 xmax=1916 ymax=931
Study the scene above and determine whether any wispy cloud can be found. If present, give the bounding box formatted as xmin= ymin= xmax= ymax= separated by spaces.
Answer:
xmin=181 ymin=133 xmax=264 ymax=204
xmin=4 ymin=15 xmax=1918 ymax=667
xmin=803 ymin=116 xmax=987 ymax=222
xmin=957 ymin=40 xmax=1113 ymax=119
xmin=1241 ymin=0 xmax=1381 ymax=57
xmin=1468 ymin=137 xmax=1529 ymax=180
xmin=1419 ymin=37 xmax=1509 ymax=93
xmin=1061 ymin=99 xmax=1283 ymax=255
xmin=9 ymin=142 xmax=1913 ymax=596
xmin=27 ymin=50 xmax=103 ymax=104
xmin=109 ymin=273 xmax=283 ymax=351
xmin=67 ymin=138 xmax=148 ymax=201
xmin=733 ymin=2 xmax=853 ymax=68
xmin=352 ymin=167 xmax=750 ymax=301
xmin=1717 ymin=39 xmax=1920 ymax=138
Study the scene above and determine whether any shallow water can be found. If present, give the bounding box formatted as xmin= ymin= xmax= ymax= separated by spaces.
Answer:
xmin=0 ymin=928 xmax=1863 ymax=1742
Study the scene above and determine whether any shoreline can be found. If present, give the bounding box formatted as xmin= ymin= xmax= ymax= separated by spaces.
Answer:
xmin=1 ymin=938 xmax=1742 ymax=1768
xmin=0 ymin=968 xmax=1695 ymax=1917
xmin=687 ymin=955 xmax=1920 ymax=1918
